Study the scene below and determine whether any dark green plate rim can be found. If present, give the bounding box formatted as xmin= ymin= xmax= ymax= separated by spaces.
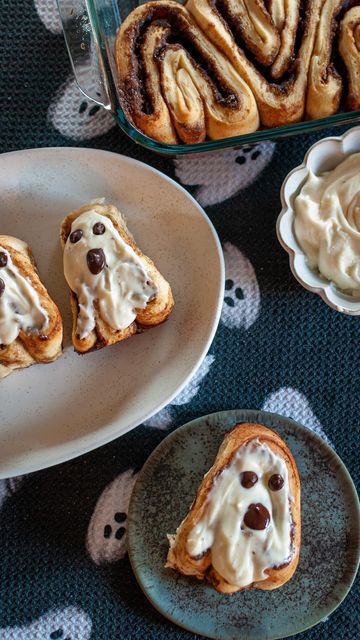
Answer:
xmin=127 ymin=409 xmax=360 ymax=640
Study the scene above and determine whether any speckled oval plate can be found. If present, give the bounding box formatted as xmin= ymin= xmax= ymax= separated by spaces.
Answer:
xmin=127 ymin=410 xmax=360 ymax=640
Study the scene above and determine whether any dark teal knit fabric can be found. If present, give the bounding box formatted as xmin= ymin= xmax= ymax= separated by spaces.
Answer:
xmin=0 ymin=1 xmax=358 ymax=639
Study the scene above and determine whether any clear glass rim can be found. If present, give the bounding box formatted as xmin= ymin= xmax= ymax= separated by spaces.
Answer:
xmin=115 ymin=105 xmax=360 ymax=155
xmin=77 ymin=0 xmax=360 ymax=156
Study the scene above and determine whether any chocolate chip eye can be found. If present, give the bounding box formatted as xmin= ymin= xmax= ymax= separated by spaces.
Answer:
xmin=0 ymin=278 xmax=5 ymax=297
xmin=70 ymin=229 xmax=83 ymax=243
xmin=87 ymin=248 xmax=106 ymax=274
xmin=268 ymin=474 xmax=284 ymax=491
xmin=0 ymin=252 xmax=8 ymax=268
xmin=243 ymin=503 xmax=270 ymax=530
xmin=240 ymin=471 xmax=258 ymax=488
xmin=93 ymin=222 xmax=105 ymax=235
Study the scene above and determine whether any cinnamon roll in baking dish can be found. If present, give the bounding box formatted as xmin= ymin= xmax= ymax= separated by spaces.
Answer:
xmin=116 ymin=1 xmax=259 ymax=144
xmin=115 ymin=0 xmax=360 ymax=144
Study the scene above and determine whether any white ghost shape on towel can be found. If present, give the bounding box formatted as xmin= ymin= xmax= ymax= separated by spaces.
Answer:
xmin=86 ymin=469 xmax=138 ymax=564
xmin=221 ymin=242 xmax=260 ymax=330
xmin=48 ymin=75 xmax=115 ymax=141
xmin=34 ymin=0 xmax=62 ymax=34
xmin=262 ymin=388 xmax=333 ymax=446
xmin=174 ymin=143 xmax=275 ymax=207
xmin=0 ymin=606 xmax=92 ymax=640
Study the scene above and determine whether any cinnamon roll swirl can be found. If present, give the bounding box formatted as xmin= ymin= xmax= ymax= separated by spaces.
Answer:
xmin=187 ymin=0 xmax=321 ymax=127
xmin=306 ymin=0 xmax=343 ymax=120
xmin=115 ymin=1 xmax=259 ymax=144
xmin=339 ymin=6 xmax=360 ymax=111
xmin=267 ymin=0 xmax=301 ymax=80
xmin=115 ymin=0 xmax=360 ymax=144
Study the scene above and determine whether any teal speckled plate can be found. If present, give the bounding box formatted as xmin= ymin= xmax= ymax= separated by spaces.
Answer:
xmin=127 ymin=410 xmax=360 ymax=640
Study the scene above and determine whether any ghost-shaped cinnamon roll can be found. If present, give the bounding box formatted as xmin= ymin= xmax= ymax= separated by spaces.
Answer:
xmin=0 ymin=235 xmax=63 ymax=378
xmin=166 ymin=423 xmax=301 ymax=593
xmin=60 ymin=200 xmax=174 ymax=353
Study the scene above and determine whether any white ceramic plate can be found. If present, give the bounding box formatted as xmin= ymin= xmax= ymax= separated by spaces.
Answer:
xmin=0 ymin=148 xmax=224 ymax=479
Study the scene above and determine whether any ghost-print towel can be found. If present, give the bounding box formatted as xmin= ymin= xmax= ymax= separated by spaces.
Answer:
xmin=0 ymin=1 xmax=358 ymax=639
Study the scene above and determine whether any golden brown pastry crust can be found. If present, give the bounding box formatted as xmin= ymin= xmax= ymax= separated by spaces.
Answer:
xmin=115 ymin=1 xmax=259 ymax=144
xmin=305 ymin=0 xmax=343 ymax=120
xmin=187 ymin=0 xmax=324 ymax=127
xmin=339 ymin=6 xmax=360 ymax=111
xmin=60 ymin=202 xmax=174 ymax=354
xmin=166 ymin=422 xmax=301 ymax=594
xmin=115 ymin=0 xmax=358 ymax=143
xmin=0 ymin=235 xmax=63 ymax=379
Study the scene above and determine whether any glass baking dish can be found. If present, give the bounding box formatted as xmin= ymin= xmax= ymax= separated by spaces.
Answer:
xmin=57 ymin=0 xmax=360 ymax=156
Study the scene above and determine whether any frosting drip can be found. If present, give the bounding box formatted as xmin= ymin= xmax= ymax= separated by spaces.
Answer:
xmin=186 ymin=440 xmax=293 ymax=588
xmin=0 ymin=249 xmax=49 ymax=346
xmin=294 ymin=153 xmax=360 ymax=295
xmin=63 ymin=211 xmax=157 ymax=339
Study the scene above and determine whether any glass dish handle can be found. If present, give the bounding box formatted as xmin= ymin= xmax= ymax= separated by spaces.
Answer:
xmin=56 ymin=0 xmax=121 ymax=112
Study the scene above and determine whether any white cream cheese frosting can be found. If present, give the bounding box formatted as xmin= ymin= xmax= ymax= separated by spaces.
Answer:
xmin=0 ymin=248 xmax=49 ymax=345
xmin=186 ymin=440 xmax=293 ymax=588
xmin=294 ymin=153 xmax=360 ymax=295
xmin=63 ymin=210 xmax=157 ymax=339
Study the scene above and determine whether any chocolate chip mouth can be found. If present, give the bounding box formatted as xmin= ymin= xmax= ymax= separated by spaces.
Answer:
xmin=87 ymin=248 xmax=106 ymax=275
xmin=243 ymin=503 xmax=270 ymax=530
xmin=0 ymin=277 xmax=5 ymax=297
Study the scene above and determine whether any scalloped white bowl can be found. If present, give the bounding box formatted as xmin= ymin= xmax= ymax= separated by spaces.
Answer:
xmin=277 ymin=126 xmax=360 ymax=315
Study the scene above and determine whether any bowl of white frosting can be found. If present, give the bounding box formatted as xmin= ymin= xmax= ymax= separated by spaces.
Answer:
xmin=277 ymin=126 xmax=360 ymax=315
